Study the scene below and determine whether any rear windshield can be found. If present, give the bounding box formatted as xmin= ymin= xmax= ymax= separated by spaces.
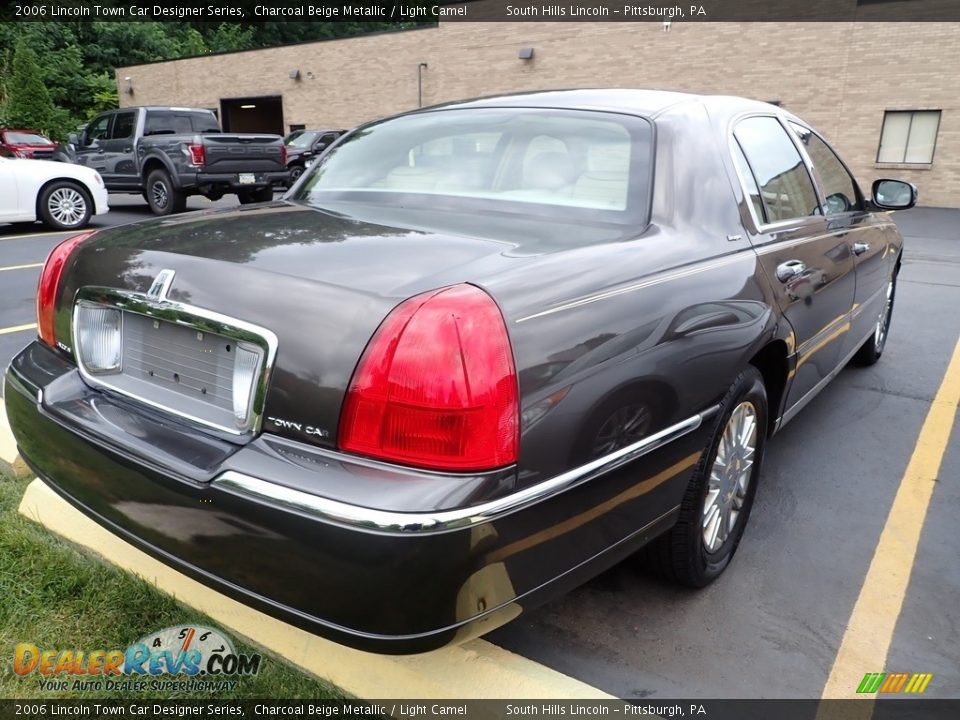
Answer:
xmin=292 ymin=108 xmax=653 ymax=245
xmin=144 ymin=111 xmax=220 ymax=136
xmin=3 ymin=131 xmax=53 ymax=145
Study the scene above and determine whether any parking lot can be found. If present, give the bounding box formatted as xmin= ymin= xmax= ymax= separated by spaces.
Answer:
xmin=2 ymin=201 xmax=958 ymax=699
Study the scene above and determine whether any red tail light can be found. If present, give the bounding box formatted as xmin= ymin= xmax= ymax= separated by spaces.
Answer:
xmin=37 ymin=232 xmax=94 ymax=349
xmin=280 ymin=145 xmax=287 ymax=166
xmin=188 ymin=143 xmax=205 ymax=166
xmin=339 ymin=284 xmax=519 ymax=472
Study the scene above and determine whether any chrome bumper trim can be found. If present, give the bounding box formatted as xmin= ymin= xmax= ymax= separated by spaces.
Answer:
xmin=214 ymin=408 xmax=713 ymax=535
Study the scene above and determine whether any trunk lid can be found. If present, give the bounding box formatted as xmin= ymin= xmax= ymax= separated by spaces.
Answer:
xmin=58 ymin=202 xmax=519 ymax=450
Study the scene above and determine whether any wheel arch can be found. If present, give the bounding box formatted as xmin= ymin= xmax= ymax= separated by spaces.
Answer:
xmin=34 ymin=177 xmax=94 ymax=221
xmin=747 ymin=339 xmax=789 ymax=438
xmin=141 ymin=154 xmax=179 ymax=187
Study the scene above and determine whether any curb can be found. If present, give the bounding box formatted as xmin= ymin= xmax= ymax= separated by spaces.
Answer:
xmin=0 ymin=403 xmax=29 ymax=479
xmin=19 ymin=478 xmax=614 ymax=700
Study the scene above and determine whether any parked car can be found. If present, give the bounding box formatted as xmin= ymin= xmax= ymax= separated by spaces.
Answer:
xmin=0 ymin=155 xmax=108 ymax=230
xmin=54 ymin=107 xmax=289 ymax=215
xmin=0 ymin=128 xmax=58 ymax=160
xmin=5 ymin=90 xmax=915 ymax=653
xmin=284 ymin=128 xmax=345 ymax=183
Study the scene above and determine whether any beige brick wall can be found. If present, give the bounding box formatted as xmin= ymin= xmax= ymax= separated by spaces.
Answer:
xmin=118 ymin=21 xmax=960 ymax=207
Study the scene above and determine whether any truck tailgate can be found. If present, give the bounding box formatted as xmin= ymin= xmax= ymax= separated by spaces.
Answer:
xmin=202 ymin=135 xmax=285 ymax=173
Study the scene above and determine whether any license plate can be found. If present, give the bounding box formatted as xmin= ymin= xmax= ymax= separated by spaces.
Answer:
xmin=238 ymin=173 xmax=256 ymax=185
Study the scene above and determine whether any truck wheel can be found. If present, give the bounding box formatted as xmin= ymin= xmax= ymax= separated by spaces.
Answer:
xmin=146 ymin=169 xmax=186 ymax=215
xmin=238 ymin=186 xmax=274 ymax=205
xmin=289 ymin=164 xmax=305 ymax=183
xmin=645 ymin=367 xmax=767 ymax=587
xmin=38 ymin=181 xmax=93 ymax=230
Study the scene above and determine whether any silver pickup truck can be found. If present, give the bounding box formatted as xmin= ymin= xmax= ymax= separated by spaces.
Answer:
xmin=55 ymin=106 xmax=289 ymax=215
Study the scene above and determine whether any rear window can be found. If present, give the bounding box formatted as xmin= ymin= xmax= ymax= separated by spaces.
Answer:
xmin=293 ymin=108 xmax=653 ymax=245
xmin=3 ymin=131 xmax=53 ymax=145
xmin=144 ymin=111 xmax=220 ymax=136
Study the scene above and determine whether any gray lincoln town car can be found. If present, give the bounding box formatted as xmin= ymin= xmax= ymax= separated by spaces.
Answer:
xmin=5 ymin=89 xmax=916 ymax=653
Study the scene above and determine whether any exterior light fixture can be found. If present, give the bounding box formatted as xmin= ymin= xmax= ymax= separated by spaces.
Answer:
xmin=518 ymin=47 xmax=535 ymax=60
xmin=289 ymin=69 xmax=301 ymax=80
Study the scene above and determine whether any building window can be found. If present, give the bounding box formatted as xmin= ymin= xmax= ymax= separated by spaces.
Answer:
xmin=877 ymin=110 xmax=941 ymax=164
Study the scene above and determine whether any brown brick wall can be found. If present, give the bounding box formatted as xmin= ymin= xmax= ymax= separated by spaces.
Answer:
xmin=118 ymin=21 xmax=960 ymax=207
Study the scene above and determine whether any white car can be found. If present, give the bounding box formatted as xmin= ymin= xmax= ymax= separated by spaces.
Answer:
xmin=0 ymin=156 xmax=109 ymax=231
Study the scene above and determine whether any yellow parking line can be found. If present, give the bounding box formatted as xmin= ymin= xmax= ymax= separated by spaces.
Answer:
xmin=0 ymin=323 xmax=36 ymax=336
xmin=821 ymin=336 xmax=960 ymax=700
xmin=0 ymin=263 xmax=42 ymax=272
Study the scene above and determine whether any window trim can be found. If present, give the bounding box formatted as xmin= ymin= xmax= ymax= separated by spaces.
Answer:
xmin=876 ymin=109 xmax=942 ymax=165
xmin=727 ymin=112 xmax=824 ymax=234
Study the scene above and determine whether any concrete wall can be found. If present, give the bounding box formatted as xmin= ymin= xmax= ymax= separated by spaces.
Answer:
xmin=118 ymin=21 xmax=960 ymax=207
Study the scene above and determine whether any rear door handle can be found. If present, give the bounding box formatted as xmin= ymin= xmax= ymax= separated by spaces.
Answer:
xmin=776 ymin=260 xmax=806 ymax=282
xmin=852 ymin=242 xmax=871 ymax=256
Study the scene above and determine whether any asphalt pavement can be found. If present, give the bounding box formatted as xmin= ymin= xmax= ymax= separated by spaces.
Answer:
xmin=1 ymin=199 xmax=957 ymax=699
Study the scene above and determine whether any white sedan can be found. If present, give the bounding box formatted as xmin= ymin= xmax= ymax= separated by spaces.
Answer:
xmin=0 ymin=156 xmax=109 ymax=231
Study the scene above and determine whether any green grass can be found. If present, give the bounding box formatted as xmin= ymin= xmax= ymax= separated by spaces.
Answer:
xmin=0 ymin=473 xmax=343 ymax=700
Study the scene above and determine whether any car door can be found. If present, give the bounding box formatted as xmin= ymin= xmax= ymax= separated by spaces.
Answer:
xmin=731 ymin=115 xmax=856 ymax=414
xmin=0 ymin=159 xmax=20 ymax=220
xmin=101 ymin=109 xmax=139 ymax=188
xmin=786 ymin=121 xmax=895 ymax=358
xmin=74 ymin=113 xmax=112 ymax=172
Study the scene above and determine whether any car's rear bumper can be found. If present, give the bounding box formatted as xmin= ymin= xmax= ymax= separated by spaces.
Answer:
xmin=5 ymin=341 xmax=708 ymax=653
xmin=179 ymin=171 xmax=290 ymax=190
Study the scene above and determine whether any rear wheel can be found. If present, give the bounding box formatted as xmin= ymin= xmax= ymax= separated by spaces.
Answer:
xmin=238 ymin=186 xmax=274 ymax=204
xmin=852 ymin=274 xmax=897 ymax=366
xmin=647 ymin=367 xmax=767 ymax=587
xmin=146 ymin=169 xmax=186 ymax=216
xmin=38 ymin=181 xmax=92 ymax=230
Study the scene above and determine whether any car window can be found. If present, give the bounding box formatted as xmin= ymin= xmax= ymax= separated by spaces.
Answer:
xmin=789 ymin=122 xmax=860 ymax=214
xmin=110 ymin=111 xmax=136 ymax=141
xmin=144 ymin=111 xmax=220 ymax=136
xmin=731 ymin=139 xmax=766 ymax=224
xmin=734 ymin=116 xmax=821 ymax=224
xmin=295 ymin=108 xmax=653 ymax=245
xmin=317 ymin=133 xmax=340 ymax=147
xmin=86 ymin=115 xmax=111 ymax=144
xmin=3 ymin=131 xmax=52 ymax=145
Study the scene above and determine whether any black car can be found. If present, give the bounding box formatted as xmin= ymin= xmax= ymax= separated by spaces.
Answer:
xmin=5 ymin=90 xmax=916 ymax=654
xmin=284 ymin=128 xmax=346 ymax=183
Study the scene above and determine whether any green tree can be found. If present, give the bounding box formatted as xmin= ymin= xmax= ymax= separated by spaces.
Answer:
xmin=4 ymin=37 xmax=59 ymax=136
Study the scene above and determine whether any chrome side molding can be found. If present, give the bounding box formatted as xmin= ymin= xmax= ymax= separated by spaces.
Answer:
xmin=214 ymin=408 xmax=713 ymax=535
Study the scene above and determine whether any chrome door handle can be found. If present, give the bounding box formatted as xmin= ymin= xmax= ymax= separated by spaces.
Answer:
xmin=853 ymin=242 xmax=871 ymax=256
xmin=776 ymin=260 xmax=806 ymax=282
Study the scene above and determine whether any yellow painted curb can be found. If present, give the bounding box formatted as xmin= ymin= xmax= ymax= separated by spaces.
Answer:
xmin=0 ymin=403 xmax=30 ymax=479
xmin=19 ymin=478 xmax=614 ymax=700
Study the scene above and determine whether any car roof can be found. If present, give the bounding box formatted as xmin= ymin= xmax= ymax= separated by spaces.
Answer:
xmin=419 ymin=88 xmax=790 ymax=122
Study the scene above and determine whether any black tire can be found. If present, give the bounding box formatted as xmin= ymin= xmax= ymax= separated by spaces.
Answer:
xmin=145 ymin=169 xmax=186 ymax=216
xmin=647 ymin=366 xmax=768 ymax=587
xmin=38 ymin=181 xmax=93 ymax=231
xmin=238 ymin=186 xmax=274 ymax=204
xmin=852 ymin=273 xmax=897 ymax=366
xmin=288 ymin=164 xmax=305 ymax=183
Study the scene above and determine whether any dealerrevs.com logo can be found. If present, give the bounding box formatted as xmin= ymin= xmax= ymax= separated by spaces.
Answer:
xmin=14 ymin=625 xmax=261 ymax=693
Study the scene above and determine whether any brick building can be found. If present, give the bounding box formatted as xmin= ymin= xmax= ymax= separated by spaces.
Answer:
xmin=117 ymin=21 xmax=959 ymax=207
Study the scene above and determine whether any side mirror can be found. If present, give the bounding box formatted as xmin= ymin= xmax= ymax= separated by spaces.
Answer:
xmin=68 ymin=132 xmax=79 ymax=146
xmin=871 ymin=179 xmax=918 ymax=211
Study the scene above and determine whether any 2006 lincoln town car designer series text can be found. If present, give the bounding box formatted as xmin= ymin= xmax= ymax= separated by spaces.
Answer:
xmin=5 ymin=90 xmax=916 ymax=653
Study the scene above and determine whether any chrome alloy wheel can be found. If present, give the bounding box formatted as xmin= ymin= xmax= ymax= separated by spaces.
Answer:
xmin=702 ymin=401 xmax=758 ymax=553
xmin=875 ymin=280 xmax=894 ymax=349
xmin=47 ymin=187 xmax=87 ymax=227
xmin=151 ymin=180 xmax=169 ymax=209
